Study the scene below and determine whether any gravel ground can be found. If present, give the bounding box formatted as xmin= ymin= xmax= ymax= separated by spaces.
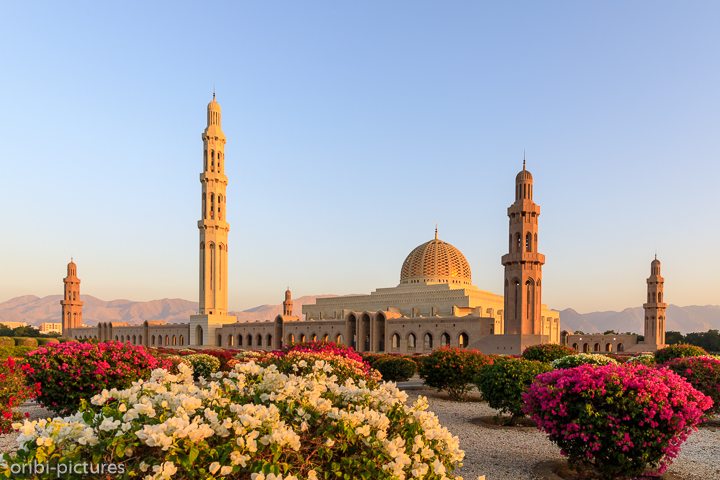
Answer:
xmin=2 ymin=395 xmax=718 ymax=480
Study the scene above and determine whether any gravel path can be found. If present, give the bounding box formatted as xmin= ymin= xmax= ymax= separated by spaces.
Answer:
xmin=2 ymin=395 xmax=718 ymax=480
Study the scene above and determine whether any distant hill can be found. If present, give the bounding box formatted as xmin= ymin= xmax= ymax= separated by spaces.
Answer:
xmin=0 ymin=294 xmax=337 ymax=326
xmin=2 ymin=294 xmax=718 ymax=334
xmin=559 ymin=305 xmax=720 ymax=335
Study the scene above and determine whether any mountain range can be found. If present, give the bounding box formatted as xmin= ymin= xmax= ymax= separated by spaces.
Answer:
xmin=1 ymin=295 xmax=719 ymax=335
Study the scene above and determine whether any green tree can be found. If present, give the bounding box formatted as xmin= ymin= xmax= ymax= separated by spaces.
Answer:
xmin=665 ymin=331 xmax=684 ymax=345
xmin=12 ymin=326 xmax=39 ymax=337
xmin=0 ymin=325 xmax=12 ymax=337
xmin=603 ymin=330 xmax=618 ymax=335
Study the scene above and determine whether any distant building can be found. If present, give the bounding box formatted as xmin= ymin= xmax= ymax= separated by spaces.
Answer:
xmin=39 ymin=323 xmax=62 ymax=334
xmin=60 ymin=259 xmax=83 ymax=337
xmin=0 ymin=321 xmax=27 ymax=329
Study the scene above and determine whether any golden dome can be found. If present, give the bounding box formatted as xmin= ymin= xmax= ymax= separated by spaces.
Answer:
xmin=400 ymin=238 xmax=472 ymax=285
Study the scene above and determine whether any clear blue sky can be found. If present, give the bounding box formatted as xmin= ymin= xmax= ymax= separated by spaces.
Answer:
xmin=1 ymin=2 xmax=718 ymax=313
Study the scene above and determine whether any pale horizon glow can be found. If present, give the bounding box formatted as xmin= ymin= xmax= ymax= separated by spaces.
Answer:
xmin=1 ymin=2 xmax=719 ymax=314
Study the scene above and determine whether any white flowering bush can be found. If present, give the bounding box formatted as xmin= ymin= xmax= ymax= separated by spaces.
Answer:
xmin=550 ymin=353 xmax=618 ymax=369
xmin=3 ymin=360 xmax=465 ymax=480
xmin=235 ymin=351 xmax=266 ymax=360
xmin=186 ymin=353 xmax=221 ymax=380
xmin=625 ymin=354 xmax=656 ymax=366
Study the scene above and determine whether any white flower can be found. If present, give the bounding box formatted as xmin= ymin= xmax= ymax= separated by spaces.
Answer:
xmin=308 ymin=471 xmax=318 ymax=480
xmin=219 ymin=465 xmax=233 ymax=475
xmin=209 ymin=462 xmax=221 ymax=474
xmin=139 ymin=461 xmax=150 ymax=472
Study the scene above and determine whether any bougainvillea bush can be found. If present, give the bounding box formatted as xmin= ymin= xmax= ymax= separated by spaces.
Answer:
xmin=654 ymin=344 xmax=707 ymax=364
xmin=665 ymin=356 xmax=720 ymax=414
xmin=0 ymin=357 xmax=40 ymax=434
xmin=419 ymin=347 xmax=493 ymax=401
xmin=275 ymin=341 xmax=376 ymax=379
xmin=474 ymin=357 xmax=552 ymax=425
xmin=185 ymin=353 xmax=221 ymax=380
xmin=521 ymin=344 xmax=576 ymax=363
xmin=550 ymin=353 xmax=618 ymax=369
xmin=6 ymin=361 xmax=465 ymax=480
xmin=22 ymin=341 xmax=172 ymax=415
xmin=524 ymin=363 xmax=712 ymax=478
xmin=262 ymin=350 xmax=382 ymax=387
xmin=625 ymin=354 xmax=656 ymax=366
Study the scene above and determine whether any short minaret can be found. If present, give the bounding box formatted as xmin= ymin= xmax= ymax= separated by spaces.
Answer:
xmin=60 ymin=259 xmax=83 ymax=337
xmin=283 ymin=288 xmax=293 ymax=316
xmin=190 ymin=94 xmax=236 ymax=347
xmin=643 ymin=255 xmax=666 ymax=347
xmin=501 ymin=159 xmax=545 ymax=335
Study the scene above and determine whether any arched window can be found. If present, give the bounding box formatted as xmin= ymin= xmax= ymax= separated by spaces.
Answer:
xmin=132 ymin=335 xmax=136 ymax=344
xmin=658 ymin=292 xmax=662 ymax=302
xmin=266 ymin=334 xmax=273 ymax=347
xmin=288 ymin=334 xmax=295 ymax=344
xmin=311 ymin=334 xmax=317 ymax=342
xmin=534 ymin=233 xmax=537 ymax=250
xmin=336 ymin=334 xmax=343 ymax=344
xmin=165 ymin=335 xmax=169 ymax=346
xmin=73 ymin=292 xmax=76 ymax=301
xmin=115 ymin=335 xmax=119 ymax=341
xmin=653 ymin=292 xmax=657 ymax=302
xmin=526 ymin=232 xmax=532 ymax=252
xmin=583 ymin=343 xmax=589 ymax=353
xmin=120 ymin=335 xmax=124 ymax=342
xmin=204 ymin=150 xmax=208 ymax=171
xmin=211 ymin=150 xmax=215 ymax=171
xmin=441 ymin=333 xmax=450 ymax=347
xmin=617 ymin=343 xmax=624 ymax=352
xmin=605 ymin=343 xmax=612 ymax=352
xmin=218 ymin=195 xmax=223 ymax=220
xmin=407 ymin=333 xmax=416 ymax=349
xmin=196 ymin=326 xmax=204 ymax=346
xmin=572 ymin=343 xmax=578 ymax=351
xmin=237 ymin=334 xmax=243 ymax=346
xmin=424 ymin=333 xmax=433 ymax=350
xmin=593 ymin=343 xmax=600 ymax=352
xmin=458 ymin=332 xmax=468 ymax=348
xmin=138 ymin=335 xmax=142 ymax=344
xmin=180 ymin=335 xmax=184 ymax=346
xmin=151 ymin=335 xmax=155 ymax=345
xmin=300 ymin=334 xmax=306 ymax=343
xmin=516 ymin=233 xmax=521 ymax=252
xmin=322 ymin=333 xmax=329 ymax=341
xmin=256 ymin=334 xmax=262 ymax=346
xmin=509 ymin=234 xmax=512 ymax=252
xmin=392 ymin=333 xmax=400 ymax=349
xmin=228 ymin=334 xmax=234 ymax=346
xmin=218 ymin=334 xmax=222 ymax=346
xmin=172 ymin=335 xmax=176 ymax=346
xmin=247 ymin=334 xmax=253 ymax=346
xmin=210 ymin=193 xmax=215 ymax=218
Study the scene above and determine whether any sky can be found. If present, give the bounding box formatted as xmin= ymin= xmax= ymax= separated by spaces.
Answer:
xmin=1 ymin=2 xmax=719 ymax=313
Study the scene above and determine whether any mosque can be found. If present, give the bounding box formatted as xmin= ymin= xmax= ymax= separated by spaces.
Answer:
xmin=62 ymin=96 xmax=664 ymax=355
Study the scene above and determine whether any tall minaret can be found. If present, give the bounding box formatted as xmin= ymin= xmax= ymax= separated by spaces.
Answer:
xmin=198 ymin=93 xmax=229 ymax=315
xmin=283 ymin=288 xmax=293 ymax=316
xmin=501 ymin=159 xmax=545 ymax=335
xmin=60 ymin=259 xmax=83 ymax=337
xmin=643 ymin=256 xmax=666 ymax=347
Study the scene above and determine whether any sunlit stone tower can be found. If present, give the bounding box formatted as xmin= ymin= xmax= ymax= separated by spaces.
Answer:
xmin=283 ymin=288 xmax=293 ymax=316
xmin=502 ymin=159 xmax=545 ymax=335
xmin=190 ymin=94 xmax=236 ymax=347
xmin=643 ymin=256 xmax=666 ymax=348
xmin=60 ymin=259 xmax=83 ymax=337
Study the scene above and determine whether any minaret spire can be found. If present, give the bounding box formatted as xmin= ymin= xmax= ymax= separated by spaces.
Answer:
xmin=435 ymin=222 xmax=438 ymax=240
xmin=523 ymin=150 xmax=526 ymax=170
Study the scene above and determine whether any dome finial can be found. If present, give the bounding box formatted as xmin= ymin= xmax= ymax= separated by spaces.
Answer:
xmin=213 ymin=86 xmax=215 ymax=101
xmin=435 ymin=222 xmax=438 ymax=240
xmin=523 ymin=150 xmax=526 ymax=170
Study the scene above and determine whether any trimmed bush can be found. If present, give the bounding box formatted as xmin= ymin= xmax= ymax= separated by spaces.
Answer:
xmin=13 ymin=337 xmax=38 ymax=348
xmin=522 ymin=343 xmax=576 ymax=363
xmin=35 ymin=338 xmax=60 ymax=347
xmin=0 ymin=357 xmax=40 ymax=434
xmin=655 ymin=344 xmax=707 ymax=364
xmin=474 ymin=357 xmax=552 ymax=425
xmin=0 ymin=337 xmax=14 ymax=347
xmin=374 ymin=356 xmax=417 ymax=382
xmin=8 ymin=360 xmax=465 ymax=480
xmin=550 ymin=352 xmax=618 ymax=369
xmin=625 ymin=354 xmax=656 ymax=366
xmin=524 ymin=364 xmax=712 ymax=478
xmin=186 ymin=353 xmax=221 ymax=380
xmin=23 ymin=341 xmax=171 ymax=415
xmin=665 ymin=356 xmax=720 ymax=414
xmin=419 ymin=347 xmax=493 ymax=401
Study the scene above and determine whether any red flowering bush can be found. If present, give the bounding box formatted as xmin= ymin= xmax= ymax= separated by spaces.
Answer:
xmin=277 ymin=341 xmax=375 ymax=377
xmin=474 ymin=357 xmax=552 ymax=425
xmin=23 ymin=341 xmax=172 ymax=415
xmin=655 ymin=344 xmax=707 ymax=364
xmin=0 ymin=357 xmax=40 ymax=434
xmin=418 ymin=347 xmax=493 ymax=401
xmin=524 ymin=363 xmax=712 ymax=478
xmin=522 ymin=343 xmax=576 ymax=363
xmin=665 ymin=356 xmax=720 ymax=414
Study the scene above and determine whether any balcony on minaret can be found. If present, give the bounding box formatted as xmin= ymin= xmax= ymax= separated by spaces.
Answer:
xmin=501 ymin=252 xmax=545 ymax=265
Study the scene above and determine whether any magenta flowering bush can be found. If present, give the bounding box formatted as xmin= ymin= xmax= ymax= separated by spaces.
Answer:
xmin=665 ymin=356 xmax=720 ymax=414
xmin=523 ymin=363 xmax=712 ymax=478
xmin=277 ymin=341 xmax=374 ymax=377
xmin=23 ymin=341 xmax=171 ymax=415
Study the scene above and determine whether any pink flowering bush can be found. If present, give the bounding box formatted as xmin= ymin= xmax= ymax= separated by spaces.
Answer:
xmin=277 ymin=341 xmax=375 ymax=377
xmin=665 ymin=356 xmax=720 ymax=414
xmin=523 ymin=364 xmax=712 ymax=478
xmin=418 ymin=347 xmax=494 ymax=401
xmin=23 ymin=341 xmax=171 ymax=415
xmin=0 ymin=357 xmax=40 ymax=434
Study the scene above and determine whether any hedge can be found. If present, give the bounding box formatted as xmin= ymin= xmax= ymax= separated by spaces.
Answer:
xmin=13 ymin=337 xmax=38 ymax=348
